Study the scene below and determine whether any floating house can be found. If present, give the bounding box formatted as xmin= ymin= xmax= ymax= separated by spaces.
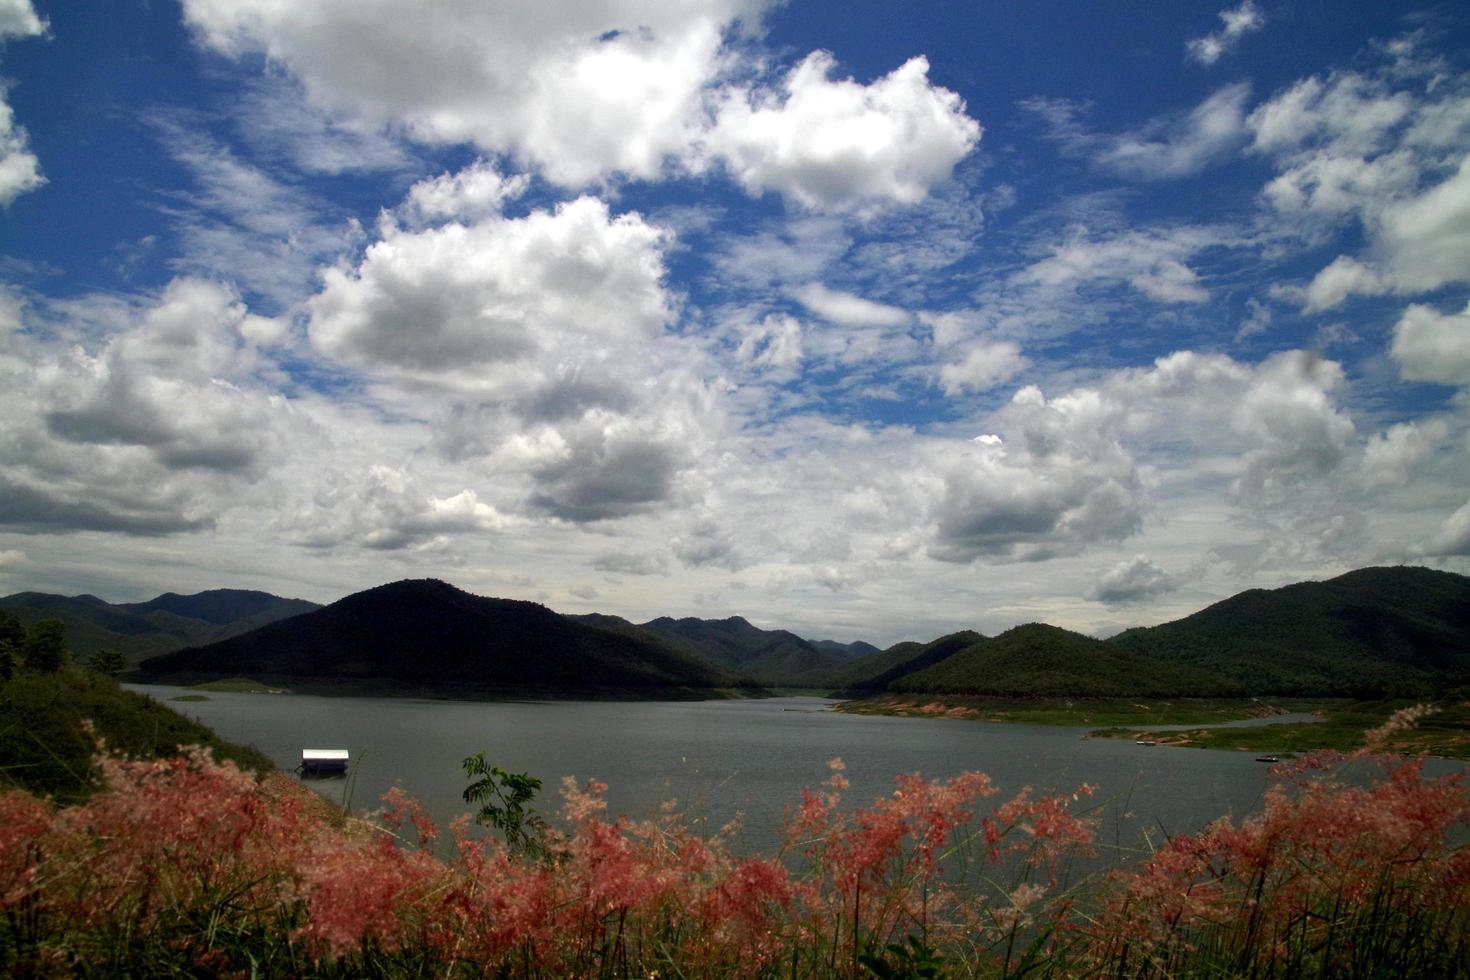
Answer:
xmin=301 ymin=748 xmax=349 ymax=776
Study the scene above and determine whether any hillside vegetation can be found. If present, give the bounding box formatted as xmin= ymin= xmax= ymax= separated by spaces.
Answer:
xmin=0 ymin=588 xmax=319 ymax=664
xmin=1107 ymin=566 xmax=1470 ymax=696
xmin=140 ymin=579 xmax=738 ymax=695
xmin=0 ymin=668 xmax=273 ymax=803
xmin=894 ymin=623 xmax=1246 ymax=697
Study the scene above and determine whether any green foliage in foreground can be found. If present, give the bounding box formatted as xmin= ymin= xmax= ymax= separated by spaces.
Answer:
xmin=0 ymin=668 xmax=274 ymax=802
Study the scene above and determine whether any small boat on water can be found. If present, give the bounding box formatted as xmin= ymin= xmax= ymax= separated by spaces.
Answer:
xmin=1256 ymin=755 xmax=1279 ymax=763
xmin=1135 ymin=740 xmax=1156 ymax=746
xmin=300 ymin=748 xmax=349 ymax=776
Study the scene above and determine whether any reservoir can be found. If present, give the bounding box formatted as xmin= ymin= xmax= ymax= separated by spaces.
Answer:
xmin=128 ymin=687 xmax=1460 ymax=855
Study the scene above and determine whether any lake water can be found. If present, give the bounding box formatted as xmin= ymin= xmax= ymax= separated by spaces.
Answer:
xmin=128 ymin=687 xmax=1461 ymax=857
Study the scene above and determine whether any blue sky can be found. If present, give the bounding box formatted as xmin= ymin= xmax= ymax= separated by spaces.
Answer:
xmin=1 ymin=0 xmax=1468 ymax=645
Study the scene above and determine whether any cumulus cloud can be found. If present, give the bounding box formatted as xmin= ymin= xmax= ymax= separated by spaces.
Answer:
xmin=182 ymin=0 xmax=754 ymax=186
xmin=0 ymin=0 xmax=46 ymax=206
xmin=1088 ymin=555 xmax=1178 ymax=603
xmin=1390 ymin=303 xmax=1470 ymax=386
xmin=706 ymin=52 xmax=980 ymax=211
xmin=1356 ymin=420 xmax=1448 ymax=488
xmin=928 ymin=385 xmax=1144 ymax=563
xmin=1250 ymin=56 xmax=1470 ymax=309
xmin=938 ymin=341 xmax=1026 ymax=395
xmin=286 ymin=466 xmax=517 ymax=551
xmin=1421 ymin=500 xmax=1470 ymax=557
xmin=0 ymin=0 xmax=44 ymax=39
xmin=0 ymin=279 xmax=306 ymax=536
xmin=182 ymin=1 xmax=978 ymax=211
xmin=311 ymin=195 xmax=671 ymax=379
xmin=1187 ymin=2 xmax=1264 ymax=66
xmin=309 ymin=187 xmax=720 ymax=523
xmin=399 ymin=160 xmax=530 ymax=227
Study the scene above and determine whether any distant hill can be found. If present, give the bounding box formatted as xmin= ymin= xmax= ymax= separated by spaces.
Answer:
xmin=635 ymin=615 xmax=855 ymax=684
xmin=894 ymin=623 xmax=1244 ymax=697
xmin=140 ymin=579 xmax=737 ymax=694
xmin=0 ymin=589 xmax=319 ymax=664
xmin=829 ymin=631 xmax=986 ymax=692
xmin=812 ymin=639 xmax=881 ymax=659
xmin=1108 ymin=566 xmax=1470 ymax=696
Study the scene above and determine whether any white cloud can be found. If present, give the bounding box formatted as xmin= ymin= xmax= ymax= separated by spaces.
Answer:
xmin=1096 ymin=83 xmax=1251 ymax=180
xmin=795 ymin=283 xmax=909 ymax=328
xmin=308 ymin=192 xmax=723 ymax=523
xmin=928 ymin=385 xmax=1144 ymax=563
xmin=400 ymin=160 xmax=530 ymax=227
xmin=1018 ymin=227 xmax=1211 ymax=304
xmin=182 ymin=1 xmax=977 ymax=211
xmin=1377 ymin=154 xmax=1470 ymax=293
xmin=1302 ymin=255 xmax=1389 ymax=312
xmin=1421 ymin=500 xmax=1470 ymax=557
xmin=182 ymin=0 xmax=759 ymax=187
xmin=288 ymin=467 xmax=518 ymax=551
xmin=1390 ymin=303 xmax=1470 ymax=386
xmin=310 ymin=195 xmax=671 ymax=380
xmin=1088 ymin=555 xmax=1177 ymax=603
xmin=706 ymin=52 xmax=980 ymax=212
xmin=1356 ymin=420 xmax=1448 ymax=488
xmin=0 ymin=279 xmax=312 ymax=536
xmin=938 ymin=341 xmax=1025 ymax=395
xmin=0 ymin=0 xmax=45 ymax=206
xmin=1187 ymin=1 xmax=1264 ymax=66
xmin=0 ymin=91 xmax=41 ymax=205
xmin=0 ymin=0 xmax=44 ymax=39
xmin=734 ymin=314 xmax=803 ymax=378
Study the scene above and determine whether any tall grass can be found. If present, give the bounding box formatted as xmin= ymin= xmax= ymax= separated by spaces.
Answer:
xmin=1 ymin=707 xmax=1465 ymax=977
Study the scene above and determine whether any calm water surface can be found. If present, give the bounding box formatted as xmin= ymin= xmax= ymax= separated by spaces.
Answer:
xmin=127 ymin=687 xmax=1460 ymax=854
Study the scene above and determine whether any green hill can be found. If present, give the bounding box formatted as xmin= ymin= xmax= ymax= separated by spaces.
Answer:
xmin=635 ymin=615 xmax=853 ymax=684
xmin=0 ymin=669 xmax=273 ymax=803
xmin=829 ymin=631 xmax=986 ymax=691
xmin=893 ymin=623 xmax=1244 ymax=697
xmin=1107 ymin=566 xmax=1470 ymax=696
xmin=139 ymin=579 xmax=737 ymax=695
xmin=0 ymin=589 xmax=319 ymax=665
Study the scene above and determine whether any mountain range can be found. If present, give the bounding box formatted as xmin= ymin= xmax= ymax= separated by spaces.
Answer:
xmin=14 ymin=565 xmax=1470 ymax=698
xmin=0 ymin=589 xmax=320 ymax=664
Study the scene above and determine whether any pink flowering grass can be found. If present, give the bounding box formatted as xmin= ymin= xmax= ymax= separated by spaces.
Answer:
xmin=0 ymin=705 xmax=1465 ymax=978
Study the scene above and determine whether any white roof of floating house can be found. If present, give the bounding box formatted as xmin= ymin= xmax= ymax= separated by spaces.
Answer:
xmin=302 ymin=749 xmax=349 ymax=761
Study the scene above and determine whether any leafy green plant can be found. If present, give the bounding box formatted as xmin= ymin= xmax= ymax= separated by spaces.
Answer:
xmin=461 ymin=751 xmax=550 ymax=859
xmin=859 ymin=934 xmax=951 ymax=978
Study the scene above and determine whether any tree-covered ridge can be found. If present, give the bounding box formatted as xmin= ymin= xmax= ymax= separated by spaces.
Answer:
xmin=828 ymin=631 xmax=987 ymax=692
xmin=892 ymin=623 xmax=1246 ymax=697
xmin=139 ymin=579 xmax=738 ymax=694
xmin=1106 ymin=566 xmax=1470 ymax=696
xmin=0 ymin=588 xmax=320 ymax=664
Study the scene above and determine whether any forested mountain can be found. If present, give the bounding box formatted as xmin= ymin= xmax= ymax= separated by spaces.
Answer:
xmin=140 ymin=579 xmax=737 ymax=694
xmin=27 ymin=564 xmax=1470 ymax=697
xmin=894 ymin=623 xmax=1245 ymax=697
xmin=634 ymin=615 xmax=858 ymax=683
xmin=0 ymin=589 xmax=319 ymax=664
xmin=1107 ymin=566 xmax=1470 ymax=696
xmin=828 ymin=631 xmax=987 ymax=692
